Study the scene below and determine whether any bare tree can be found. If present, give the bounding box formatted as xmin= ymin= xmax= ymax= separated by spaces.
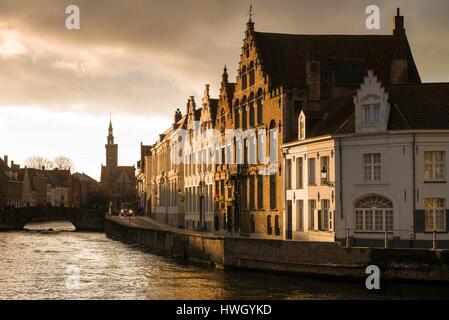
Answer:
xmin=25 ymin=156 xmax=54 ymax=170
xmin=53 ymin=156 xmax=75 ymax=171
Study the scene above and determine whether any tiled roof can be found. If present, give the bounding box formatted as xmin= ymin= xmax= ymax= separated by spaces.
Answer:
xmin=310 ymin=93 xmax=356 ymax=137
xmin=305 ymin=82 xmax=449 ymax=140
xmin=72 ymin=172 xmax=97 ymax=183
xmin=253 ymin=32 xmax=421 ymax=88
xmin=45 ymin=170 xmax=71 ymax=188
xmin=386 ymin=83 xmax=449 ymax=130
xmin=101 ymin=165 xmax=136 ymax=184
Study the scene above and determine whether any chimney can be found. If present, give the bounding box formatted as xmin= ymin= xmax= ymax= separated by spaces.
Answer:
xmin=3 ymin=155 xmax=8 ymax=165
xmin=187 ymin=96 xmax=196 ymax=116
xmin=391 ymin=8 xmax=408 ymax=83
xmin=306 ymin=50 xmax=321 ymax=111
xmin=174 ymin=108 xmax=182 ymax=123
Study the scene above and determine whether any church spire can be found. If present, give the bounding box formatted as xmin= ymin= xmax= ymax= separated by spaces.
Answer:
xmin=107 ymin=114 xmax=114 ymax=145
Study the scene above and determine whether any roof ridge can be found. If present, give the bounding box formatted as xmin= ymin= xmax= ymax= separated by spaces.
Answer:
xmin=255 ymin=31 xmax=393 ymax=37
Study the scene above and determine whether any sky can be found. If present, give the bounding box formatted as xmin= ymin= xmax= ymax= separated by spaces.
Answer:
xmin=0 ymin=0 xmax=448 ymax=180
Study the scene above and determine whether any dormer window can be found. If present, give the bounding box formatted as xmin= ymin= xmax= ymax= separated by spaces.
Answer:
xmin=354 ymin=70 xmax=390 ymax=134
xmin=362 ymin=103 xmax=380 ymax=126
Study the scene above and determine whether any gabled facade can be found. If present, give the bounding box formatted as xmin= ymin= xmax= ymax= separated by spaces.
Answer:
xmin=0 ymin=156 xmax=23 ymax=209
xmin=283 ymin=65 xmax=449 ymax=247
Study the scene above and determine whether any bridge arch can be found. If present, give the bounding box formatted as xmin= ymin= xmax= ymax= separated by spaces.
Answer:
xmin=0 ymin=207 xmax=105 ymax=231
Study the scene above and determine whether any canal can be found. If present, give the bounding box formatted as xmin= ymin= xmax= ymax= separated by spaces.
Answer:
xmin=1 ymin=221 xmax=449 ymax=300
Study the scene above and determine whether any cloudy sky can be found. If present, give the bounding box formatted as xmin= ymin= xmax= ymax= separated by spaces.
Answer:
xmin=0 ymin=0 xmax=448 ymax=180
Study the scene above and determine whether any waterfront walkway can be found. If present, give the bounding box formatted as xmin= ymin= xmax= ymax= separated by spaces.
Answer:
xmin=107 ymin=214 xmax=223 ymax=239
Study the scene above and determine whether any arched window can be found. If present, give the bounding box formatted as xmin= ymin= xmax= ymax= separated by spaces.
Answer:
xmin=275 ymin=215 xmax=280 ymax=236
xmin=241 ymin=96 xmax=247 ymax=130
xmin=267 ymin=215 xmax=272 ymax=235
xmin=249 ymin=61 xmax=255 ymax=86
xmin=256 ymin=88 xmax=263 ymax=124
xmin=241 ymin=66 xmax=247 ymax=90
xmin=355 ymin=196 xmax=393 ymax=231
xmin=249 ymin=92 xmax=255 ymax=127
xmin=234 ymin=99 xmax=240 ymax=128
xmin=250 ymin=214 xmax=255 ymax=233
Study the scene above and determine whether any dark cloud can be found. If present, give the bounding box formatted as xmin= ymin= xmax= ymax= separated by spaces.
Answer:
xmin=0 ymin=0 xmax=448 ymax=117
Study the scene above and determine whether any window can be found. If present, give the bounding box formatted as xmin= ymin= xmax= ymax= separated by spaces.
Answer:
xmin=320 ymin=156 xmax=329 ymax=185
xmin=249 ymin=175 xmax=255 ymax=209
xmin=269 ymin=121 xmax=278 ymax=164
xmin=308 ymin=158 xmax=316 ymax=185
xmin=308 ymin=200 xmax=316 ymax=230
xmin=241 ymin=66 xmax=247 ymax=90
xmin=249 ymin=61 xmax=255 ymax=86
xmin=320 ymin=200 xmax=330 ymax=231
xmin=355 ymin=196 xmax=393 ymax=231
xmin=362 ymin=103 xmax=381 ymax=126
xmin=424 ymin=151 xmax=445 ymax=182
xmin=257 ymin=174 xmax=264 ymax=209
xmin=296 ymin=200 xmax=304 ymax=231
xmin=257 ymin=88 xmax=263 ymax=124
xmin=425 ymin=198 xmax=446 ymax=232
xmin=234 ymin=100 xmax=240 ymax=128
xmin=286 ymin=159 xmax=292 ymax=190
xmin=275 ymin=215 xmax=280 ymax=236
xmin=248 ymin=134 xmax=256 ymax=165
xmin=363 ymin=153 xmax=381 ymax=182
xmin=242 ymin=177 xmax=248 ymax=209
xmin=296 ymin=157 xmax=303 ymax=189
xmin=269 ymin=174 xmax=276 ymax=209
xmin=249 ymin=92 xmax=255 ymax=127
xmin=250 ymin=214 xmax=255 ymax=233
xmin=363 ymin=105 xmax=370 ymax=124
xmin=241 ymin=97 xmax=247 ymax=130
xmin=267 ymin=215 xmax=272 ymax=235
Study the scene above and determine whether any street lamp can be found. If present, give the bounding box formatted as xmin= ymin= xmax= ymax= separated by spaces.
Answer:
xmin=198 ymin=179 xmax=206 ymax=231
xmin=321 ymin=166 xmax=328 ymax=185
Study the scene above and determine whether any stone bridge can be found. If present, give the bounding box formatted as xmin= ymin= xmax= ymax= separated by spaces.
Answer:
xmin=0 ymin=207 xmax=105 ymax=231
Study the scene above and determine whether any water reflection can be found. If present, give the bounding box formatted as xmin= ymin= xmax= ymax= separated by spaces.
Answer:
xmin=1 ymin=221 xmax=449 ymax=300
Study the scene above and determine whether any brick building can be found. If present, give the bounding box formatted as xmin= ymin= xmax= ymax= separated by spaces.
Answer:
xmin=0 ymin=156 xmax=23 ymax=209
xmin=143 ymin=9 xmax=436 ymax=241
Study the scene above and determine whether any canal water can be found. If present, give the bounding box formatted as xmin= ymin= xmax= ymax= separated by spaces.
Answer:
xmin=1 ymin=221 xmax=449 ymax=300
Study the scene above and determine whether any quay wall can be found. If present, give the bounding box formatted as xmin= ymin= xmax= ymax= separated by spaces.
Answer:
xmin=105 ymin=217 xmax=449 ymax=282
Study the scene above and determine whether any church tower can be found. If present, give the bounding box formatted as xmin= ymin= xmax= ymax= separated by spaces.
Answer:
xmin=105 ymin=117 xmax=118 ymax=168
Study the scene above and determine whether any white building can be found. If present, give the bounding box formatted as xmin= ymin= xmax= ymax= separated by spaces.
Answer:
xmin=147 ymin=110 xmax=186 ymax=228
xmin=283 ymin=70 xmax=449 ymax=248
xmin=184 ymin=86 xmax=218 ymax=231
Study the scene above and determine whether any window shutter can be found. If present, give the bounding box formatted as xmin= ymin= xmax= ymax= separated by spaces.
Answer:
xmin=414 ymin=210 xmax=425 ymax=232
xmin=446 ymin=210 xmax=449 ymax=232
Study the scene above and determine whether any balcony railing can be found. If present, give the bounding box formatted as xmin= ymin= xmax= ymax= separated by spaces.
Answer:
xmin=343 ymin=227 xmax=443 ymax=250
